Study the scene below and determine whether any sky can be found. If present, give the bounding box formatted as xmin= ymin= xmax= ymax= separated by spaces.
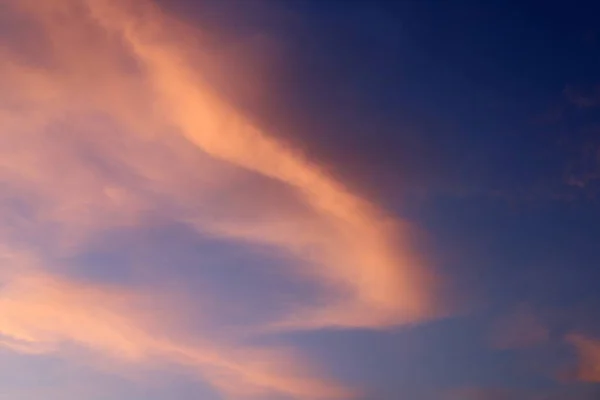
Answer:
xmin=1 ymin=0 xmax=600 ymax=399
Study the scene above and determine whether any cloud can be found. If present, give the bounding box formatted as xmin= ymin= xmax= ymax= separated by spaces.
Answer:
xmin=564 ymin=85 xmax=600 ymax=108
xmin=0 ymin=251 xmax=352 ymax=399
xmin=82 ymin=0 xmax=442 ymax=329
xmin=563 ymin=131 xmax=600 ymax=191
xmin=566 ymin=334 xmax=600 ymax=382
xmin=3 ymin=0 xmax=441 ymax=329
xmin=0 ymin=0 xmax=442 ymax=398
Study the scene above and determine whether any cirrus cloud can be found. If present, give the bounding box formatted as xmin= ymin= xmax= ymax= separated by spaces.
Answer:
xmin=0 ymin=0 xmax=443 ymax=398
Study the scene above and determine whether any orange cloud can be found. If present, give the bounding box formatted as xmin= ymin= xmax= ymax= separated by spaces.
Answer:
xmin=566 ymin=334 xmax=600 ymax=382
xmin=0 ymin=0 xmax=442 ymax=397
xmin=83 ymin=0 xmax=441 ymax=329
xmin=0 ymin=251 xmax=352 ymax=399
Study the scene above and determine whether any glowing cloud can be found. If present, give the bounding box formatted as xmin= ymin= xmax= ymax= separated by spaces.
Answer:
xmin=83 ymin=0 xmax=440 ymax=328
xmin=567 ymin=334 xmax=600 ymax=382
xmin=0 ymin=0 xmax=441 ymax=398
xmin=0 ymin=251 xmax=351 ymax=399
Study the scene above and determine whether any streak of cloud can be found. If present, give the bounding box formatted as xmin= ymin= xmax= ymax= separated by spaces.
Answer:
xmin=83 ymin=0 xmax=441 ymax=329
xmin=0 ymin=0 xmax=441 ymax=397
xmin=0 ymin=252 xmax=351 ymax=399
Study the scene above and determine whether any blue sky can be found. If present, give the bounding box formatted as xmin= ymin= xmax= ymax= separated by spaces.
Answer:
xmin=1 ymin=1 xmax=600 ymax=399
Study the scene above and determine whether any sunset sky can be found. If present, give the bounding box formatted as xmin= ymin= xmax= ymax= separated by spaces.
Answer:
xmin=1 ymin=1 xmax=600 ymax=399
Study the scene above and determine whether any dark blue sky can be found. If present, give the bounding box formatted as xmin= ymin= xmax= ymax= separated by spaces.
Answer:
xmin=163 ymin=1 xmax=600 ymax=398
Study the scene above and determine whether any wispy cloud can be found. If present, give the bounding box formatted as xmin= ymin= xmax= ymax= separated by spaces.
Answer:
xmin=564 ymin=85 xmax=600 ymax=109
xmin=85 ymin=0 xmax=441 ymax=329
xmin=0 ymin=252 xmax=351 ymax=399
xmin=0 ymin=0 xmax=441 ymax=398
xmin=566 ymin=334 xmax=600 ymax=382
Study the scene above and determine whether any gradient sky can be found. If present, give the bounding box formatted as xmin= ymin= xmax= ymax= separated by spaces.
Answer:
xmin=2 ymin=1 xmax=600 ymax=399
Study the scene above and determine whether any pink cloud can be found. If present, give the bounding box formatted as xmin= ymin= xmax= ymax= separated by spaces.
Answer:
xmin=0 ymin=0 xmax=446 ymax=398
